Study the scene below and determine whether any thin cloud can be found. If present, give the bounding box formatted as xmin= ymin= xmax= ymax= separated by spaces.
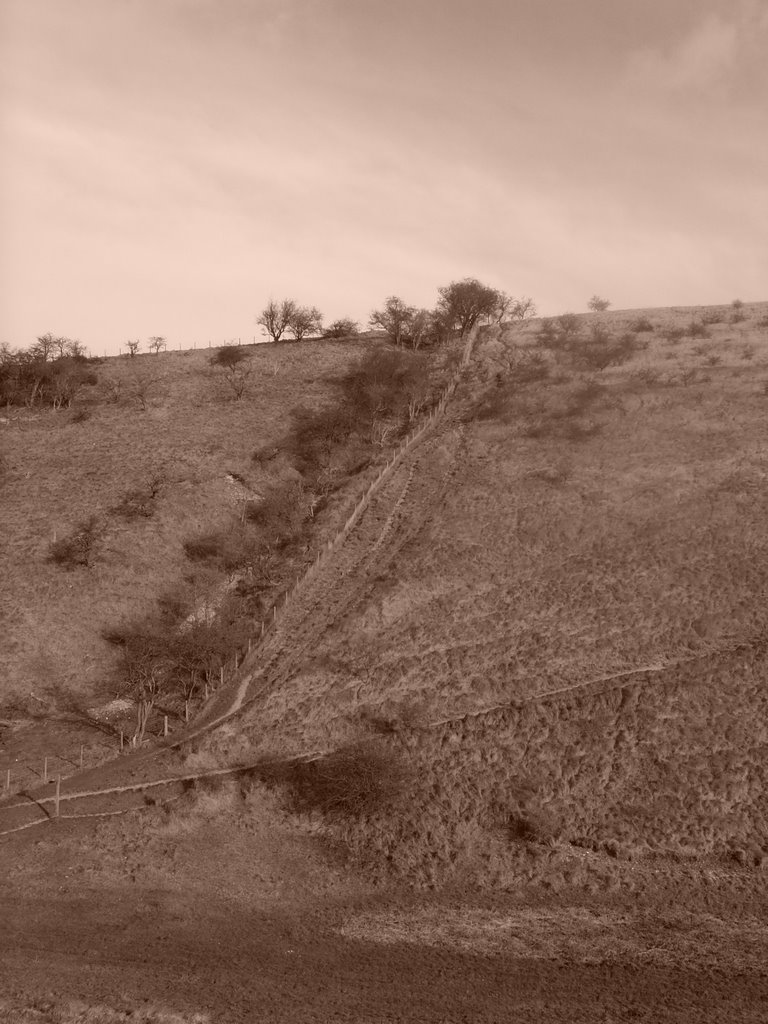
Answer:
xmin=626 ymin=4 xmax=768 ymax=95
xmin=628 ymin=13 xmax=740 ymax=91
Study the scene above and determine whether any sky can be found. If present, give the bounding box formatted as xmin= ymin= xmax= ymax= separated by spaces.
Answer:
xmin=1 ymin=0 xmax=767 ymax=355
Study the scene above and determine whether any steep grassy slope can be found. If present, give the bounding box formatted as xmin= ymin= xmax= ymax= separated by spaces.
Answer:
xmin=0 ymin=339 xmax=371 ymax=706
xmin=205 ymin=301 xmax=768 ymax=886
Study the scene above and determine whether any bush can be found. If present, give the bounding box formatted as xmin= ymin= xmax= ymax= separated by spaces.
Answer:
xmin=701 ymin=310 xmax=725 ymax=325
xmin=244 ymin=480 xmax=307 ymax=547
xmin=567 ymin=326 xmax=642 ymax=371
xmin=663 ymin=327 xmax=686 ymax=344
xmin=629 ymin=316 xmax=654 ymax=332
xmin=111 ymin=476 xmax=162 ymax=519
xmin=323 ymin=318 xmax=359 ymax=339
xmin=535 ymin=319 xmax=561 ymax=348
xmin=506 ymin=350 xmax=550 ymax=385
xmin=209 ymin=345 xmax=251 ymax=369
xmin=182 ymin=528 xmax=257 ymax=571
xmin=259 ymin=743 xmax=410 ymax=818
xmin=47 ymin=516 xmax=99 ymax=569
xmin=686 ymin=320 xmax=709 ymax=339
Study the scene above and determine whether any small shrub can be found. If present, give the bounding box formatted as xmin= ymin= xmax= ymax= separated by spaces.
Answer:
xmin=535 ymin=319 xmax=560 ymax=348
xmin=691 ymin=342 xmax=713 ymax=356
xmin=568 ymin=326 xmax=642 ymax=371
xmin=663 ymin=327 xmax=685 ymax=344
xmin=731 ymin=298 xmax=744 ymax=309
xmin=701 ymin=310 xmax=724 ymax=325
xmin=741 ymin=345 xmax=756 ymax=361
xmin=182 ymin=528 xmax=258 ymax=570
xmin=244 ymin=480 xmax=307 ymax=547
xmin=506 ymin=350 xmax=550 ymax=384
xmin=259 ymin=743 xmax=410 ymax=818
xmin=506 ymin=808 xmax=560 ymax=845
xmin=252 ymin=444 xmax=280 ymax=464
xmin=47 ymin=516 xmax=99 ymax=569
xmin=686 ymin=320 xmax=709 ymax=339
xmin=755 ymin=315 xmax=768 ymax=328
xmin=68 ymin=407 xmax=91 ymax=424
xmin=630 ymin=366 xmax=662 ymax=387
xmin=323 ymin=318 xmax=359 ymax=339
xmin=557 ymin=313 xmax=581 ymax=338
xmin=111 ymin=476 xmax=162 ymax=519
xmin=629 ymin=316 xmax=654 ymax=332
xmin=729 ymin=310 xmax=747 ymax=324
xmin=704 ymin=353 xmax=722 ymax=366
xmin=472 ymin=386 xmax=513 ymax=422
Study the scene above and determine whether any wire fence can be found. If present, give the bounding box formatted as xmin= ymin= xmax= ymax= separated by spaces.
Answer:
xmin=1 ymin=328 xmax=479 ymax=807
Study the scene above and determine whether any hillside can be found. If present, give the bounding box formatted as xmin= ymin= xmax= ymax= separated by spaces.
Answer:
xmin=2 ymin=302 xmax=768 ymax=1022
xmin=0 ymin=338 xmax=382 ymax=705
xmin=202 ymin=301 xmax=768 ymax=886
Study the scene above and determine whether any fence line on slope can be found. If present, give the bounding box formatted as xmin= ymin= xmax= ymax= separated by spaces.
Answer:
xmin=1 ymin=329 xmax=479 ymax=802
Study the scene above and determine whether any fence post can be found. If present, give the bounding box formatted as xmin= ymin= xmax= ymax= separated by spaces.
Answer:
xmin=54 ymin=775 xmax=61 ymax=818
xmin=220 ymin=665 xmax=225 ymax=687
xmin=79 ymin=745 xmax=84 ymax=770
xmin=5 ymin=768 xmax=9 ymax=793
xmin=43 ymin=757 xmax=48 ymax=784
xmin=120 ymin=730 xmax=124 ymax=752
xmin=164 ymin=715 xmax=169 ymax=737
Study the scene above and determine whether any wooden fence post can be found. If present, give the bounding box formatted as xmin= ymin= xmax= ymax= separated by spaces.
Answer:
xmin=220 ymin=665 xmax=224 ymax=687
xmin=43 ymin=757 xmax=48 ymax=784
xmin=54 ymin=775 xmax=61 ymax=818
xmin=79 ymin=745 xmax=84 ymax=770
xmin=120 ymin=730 xmax=124 ymax=752
xmin=5 ymin=768 xmax=9 ymax=793
xmin=163 ymin=715 xmax=169 ymax=737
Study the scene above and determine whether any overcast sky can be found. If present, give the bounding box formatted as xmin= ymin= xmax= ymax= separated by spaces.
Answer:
xmin=1 ymin=0 xmax=766 ymax=354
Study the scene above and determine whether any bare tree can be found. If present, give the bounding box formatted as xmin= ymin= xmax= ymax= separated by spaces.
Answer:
xmin=287 ymin=306 xmax=323 ymax=341
xmin=588 ymin=296 xmax=611 ymax=312
xmin=65 ymin=339 xmax=88 ymax=358
xmin=369 ymin=296 xmax=417 ymax=347
xmin=436 ymin=278 xmax=500 ymax=337
xmin=129 ymin=372 xmax=162 ymax=410
xmin=52 ymin=335 xmax=71 ymax=359
xmin=257 ymin=299 xmax=298 ymax=343
xmin=125 ymin=339 xmax=141 ymax=358
xmin=209 ymin=346 xmax=253 ymax=400
xmin=148 ymin=336 xmax=167 ymax=354
xmin=32 ymin=333 xmax=57 ymax=361
xmin=510 ymin=297 xmax=537 ymax=321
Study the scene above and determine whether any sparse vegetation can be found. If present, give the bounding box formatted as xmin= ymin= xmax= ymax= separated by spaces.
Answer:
xmin=47 ymin=516 xmax=99 ymax=569
xmin=587 ymin=295 xmax=611 ymax=312
xmin=260 ymin=743 xmax=410 ymax=818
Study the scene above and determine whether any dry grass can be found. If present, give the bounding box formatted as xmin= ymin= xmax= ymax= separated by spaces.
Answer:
xmin=212 ymin=301 xmax=768 ymax=888
xmin=0 ymin=340 xmax=370 ymax=705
